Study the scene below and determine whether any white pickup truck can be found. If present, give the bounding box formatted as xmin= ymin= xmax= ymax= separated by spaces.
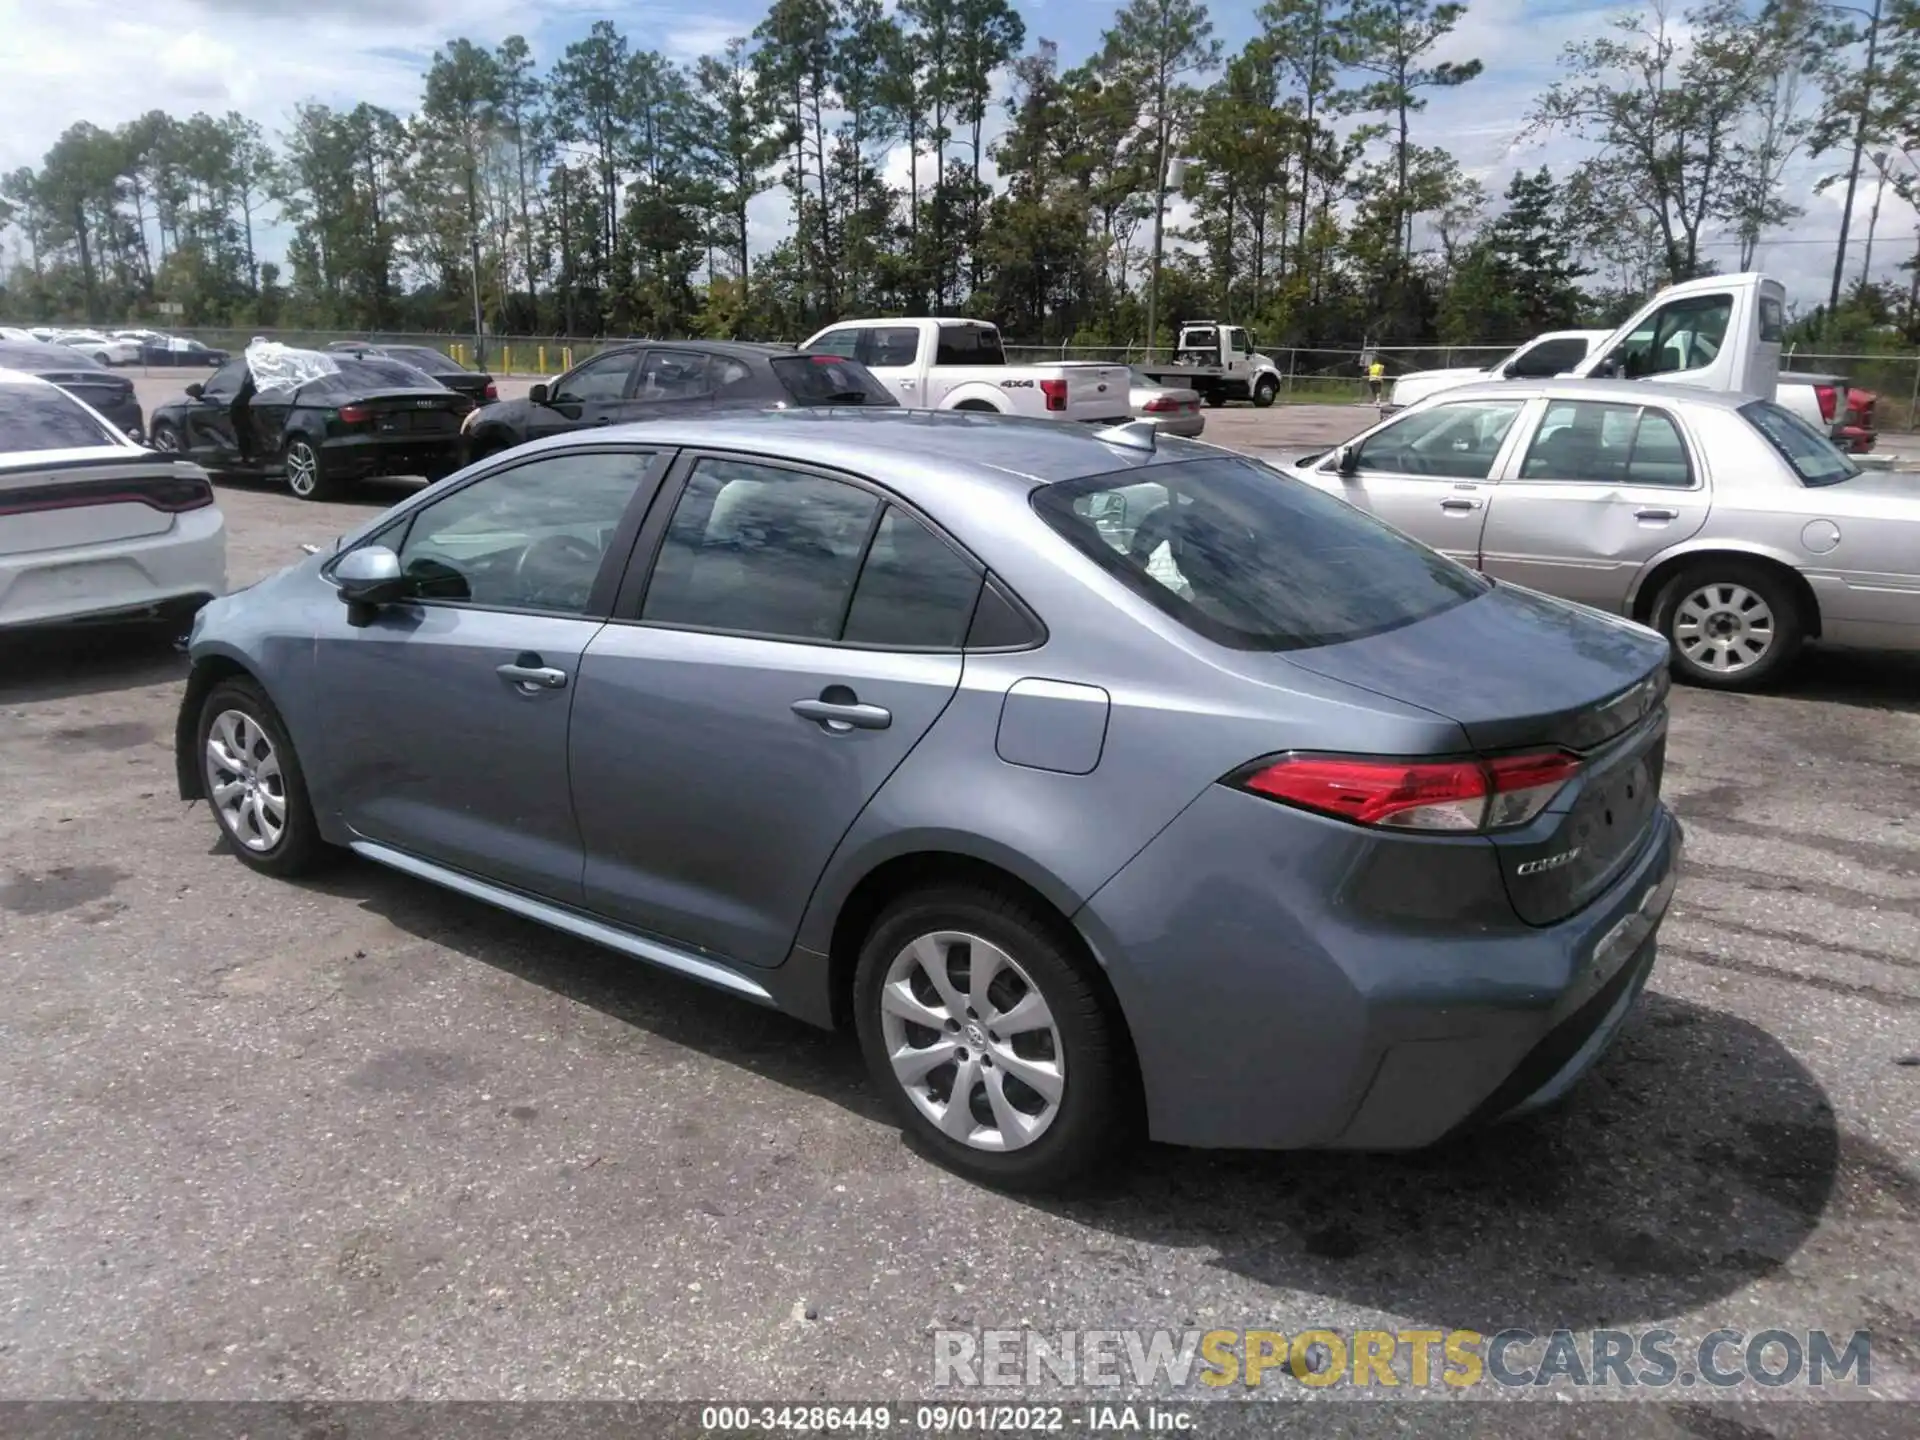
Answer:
xmin=800 ymin=317 xmax=1132 ymax=424
xmin=1386 ymin=276 xmax=1875 ymax=451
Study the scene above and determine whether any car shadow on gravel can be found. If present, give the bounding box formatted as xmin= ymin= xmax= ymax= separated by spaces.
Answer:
xmin=307 ymin=853 xmax=1859 ymax=1335
xmin=0 ymin=627 xmax=187 ymax=703
xmin=1774 ymin=645 xmax=1920 ymax=713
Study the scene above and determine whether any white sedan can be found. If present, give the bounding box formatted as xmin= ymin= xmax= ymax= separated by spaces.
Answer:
xmin=0 ymin=369 xmax=225 ymax=631
xmin=55 ymin=330 xmax=142 ymax=366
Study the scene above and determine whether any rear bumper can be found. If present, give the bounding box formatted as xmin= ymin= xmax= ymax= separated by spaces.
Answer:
xmin=1075 ymin=789 xmax=1683 ymax=1151
xmin=0 ymin=505 xmax=226 ymax=630
xmin=323 ymin=434 xmax=465 ymax=481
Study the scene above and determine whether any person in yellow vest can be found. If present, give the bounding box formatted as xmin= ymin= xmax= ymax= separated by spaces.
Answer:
xmin=1367 ymin=357 xmax=1385 ymax=404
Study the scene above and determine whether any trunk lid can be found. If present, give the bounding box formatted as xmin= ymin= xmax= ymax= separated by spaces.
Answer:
xmin=1049 ymin=363 xmax=1132 ymax=423
xmin=1281 ymin=582 xmax=1673 ymax=925
xmin=343 ymin=388 xmax=472 ymax=436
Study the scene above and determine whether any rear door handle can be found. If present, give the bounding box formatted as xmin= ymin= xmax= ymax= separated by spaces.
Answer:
xmin=497 ymin=655 xmax=569 ymax=690
xmin=1439 ymin=497 xmax=1482 ymax=512
xmin=792 ymin=697 xmax=892 ymax=731
xmin=1635 ymin=507 xmax=1678 ymax=521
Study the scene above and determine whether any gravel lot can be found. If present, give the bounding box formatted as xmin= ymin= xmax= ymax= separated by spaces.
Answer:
xmin=1 ymin=374 xmax=1916 ymax=1420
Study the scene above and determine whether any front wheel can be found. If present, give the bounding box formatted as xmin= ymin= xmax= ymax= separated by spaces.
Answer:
xmin=854 ymin=885 xmax=1135 ymax=1192
xmin=197 ymin=677 xmax=332 ymax=877
xmin=1252 ymin=376 xmax=1279 ymax=408
xmin=1653 ymin=561 xmax=1804 ymax=691
xmin=149 ymin=422 xmax=181 ymax=453
xmin=284 ymin=436 xmax=340 ymax=501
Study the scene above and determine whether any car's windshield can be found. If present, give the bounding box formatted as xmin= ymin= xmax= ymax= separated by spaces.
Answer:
xmin=1741 ymin=399 xmax=1861 ymax=487
xmin=1033 ymin=454 xmax=1489 ymax=652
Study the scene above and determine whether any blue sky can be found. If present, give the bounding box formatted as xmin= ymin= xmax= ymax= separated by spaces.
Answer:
xmin=0 ymin=0 xmax=1904 ymax=308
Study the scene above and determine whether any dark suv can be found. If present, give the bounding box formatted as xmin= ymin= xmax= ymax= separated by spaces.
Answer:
xmin=462 ymin=341 xmax=896 ymax=461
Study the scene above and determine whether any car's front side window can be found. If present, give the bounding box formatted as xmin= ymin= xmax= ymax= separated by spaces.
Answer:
xmin=554 ymin=351 xmax=636 ymax=404
xmin=1352 ymin=400 xmax=1524 ymax=481
xmin=387 ymin=451 xmax=654 ymax=614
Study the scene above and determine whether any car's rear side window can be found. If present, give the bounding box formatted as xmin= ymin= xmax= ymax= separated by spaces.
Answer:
xmin=0 ymin=383 xmax=124 ymax=452
xmin=1741 ymin=399 xmax=1861 ymax=487
xmin=933 ymin=325 xmax=1007 ymax=366
xmin=772 ymin=355 xmax=897 ymax=406
xmin=1033 ymin=455 xmax=1489 ymax=652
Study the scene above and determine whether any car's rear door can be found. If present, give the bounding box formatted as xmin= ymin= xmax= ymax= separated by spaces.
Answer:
xmin=307 ymin=446 xmax=667 ymax=903
xmin=1477 ymin=396 xmax=1710 ymax=611
xmin=1317 ymin=398 xmax=1529 ymax=562
xmin=570 ymin=451 xmax=979 ymax=967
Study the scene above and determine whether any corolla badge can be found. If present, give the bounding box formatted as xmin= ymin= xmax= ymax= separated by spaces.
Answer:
xmin=1516 ymin=848 xmax=1582 ymax=877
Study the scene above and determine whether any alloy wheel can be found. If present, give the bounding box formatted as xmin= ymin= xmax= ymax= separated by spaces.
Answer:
xmin=1672 ymin=582 xmax=1775 ymax=675
xmin=878 ymin=930 xmax=1065 ymax=1152
xmin=204 ymin=709 xmax=287 ymax=853
xmin=150 ymin=426 xmax=179 ymax=452
xmin=286 ymin=442 xmax=318 ymax=497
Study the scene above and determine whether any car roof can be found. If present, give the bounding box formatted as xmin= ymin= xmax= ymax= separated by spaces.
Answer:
xmin=1428 ymin=377 xmax=1759 ymax=413
xmin=506 ymin=407 xmax=1214 ymax=490
xmin=0 ymin=366 xmax=59 ymax=388
xmin=0 ymin=340 xmax=104 ymax=370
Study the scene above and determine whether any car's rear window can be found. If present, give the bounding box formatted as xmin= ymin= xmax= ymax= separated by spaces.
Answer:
xmin=0 ymin=382 xmax=125 ymax=452
xmin=1033 ymin=455 xmax=1489 ymax=651
xmin=314 ymin=358 xmax=447 ymax=392
xmin=774 ymin=354 xmax=898 ymax=406
xmin=1741 ymin=399 xmax=1860 ymax=486
xmin=385 ymin=346 xmax=464 ymax=373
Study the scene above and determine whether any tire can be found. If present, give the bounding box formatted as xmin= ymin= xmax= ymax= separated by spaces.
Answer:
xmin=853 ymin=884 xmax=1135 ymax=1192
xmin=149 ymin=422 xmax=181 ymax=454
xmin=196 ymin=676 xmax=332 ymax=878
xmin=283 ymin=435 xmax=340 ymax=501
xmin=1653 ymin=560 xmax=1805 ymax=691
xmin=1252 ymin=376 xmax=1279 ymax=408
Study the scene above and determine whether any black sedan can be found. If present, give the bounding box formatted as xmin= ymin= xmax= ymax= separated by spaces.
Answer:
xmin=328 ymin=341 xmax=497 ymax=405
xmin=141 ymin=336 xmax=230 ymax=368
xmin=0 ymin=340 xmax=144 ymax=439
xmin=461 ymin=340 xmax=895 ymax=460
xmin=148 ymin=355 xmax=473 ymax=500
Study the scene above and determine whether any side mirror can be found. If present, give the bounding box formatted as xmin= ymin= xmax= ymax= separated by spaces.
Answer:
xmin=1335 ymin=444 xmax=1359 ymax=477
xmin=528 ymin=382 xmax=549 ymax=405
xmin=184 ymin=383 xmax=204 ymax=399
xmin=334 ymin=545 xmax=406 ymax=613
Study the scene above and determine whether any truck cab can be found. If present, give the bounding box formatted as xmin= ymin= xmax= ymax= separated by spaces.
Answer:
xmin=1142 ymin=323 xmax=1283 ymax=408
xmin=1573 ymin=271 xmax=1785 ymax=400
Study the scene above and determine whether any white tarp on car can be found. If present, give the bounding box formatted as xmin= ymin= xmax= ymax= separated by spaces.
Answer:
xmin=245 ymin=340 xmax=339 ymax=393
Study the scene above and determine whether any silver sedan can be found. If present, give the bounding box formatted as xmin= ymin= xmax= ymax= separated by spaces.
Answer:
xmin=1129 ymin=371 xmax=1205 ymax=437
xmin=1286 ymin=377 xmax=1920 ymax=689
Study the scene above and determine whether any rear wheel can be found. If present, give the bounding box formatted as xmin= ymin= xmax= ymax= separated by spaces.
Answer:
xmin=953 ymin=400 xmax=999 ymax=413
xmin=853 ymin=884 xmax=1135 ymax=1192
xmin=283 ymin=436 xmax=340 ymax=501
xmin=1203 ymin=392 xmax=1226 ymax=408
xmin=1252 ymin=375 xmax=1279 ymax=408
xmin=149 ymin=422 xmax=181 ymax=453
xmin=1653 ymin=561 xmax=1804 ymax=691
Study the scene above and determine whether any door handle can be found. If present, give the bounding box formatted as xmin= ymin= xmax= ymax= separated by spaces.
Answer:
xmin=497 ymin=654 xmax=569 ymax=690
xmin=1439 ymin=497 xmax=1482 ymax=512
xmin=1634 ymin=507 xmax=1678 ymax=521
xmin=792 ymin=695 xmax=892 ymax=731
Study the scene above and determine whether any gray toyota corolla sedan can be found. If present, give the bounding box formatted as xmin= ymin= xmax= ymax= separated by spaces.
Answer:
xmin=177 ymin=410 xmax=1682 ymax=1190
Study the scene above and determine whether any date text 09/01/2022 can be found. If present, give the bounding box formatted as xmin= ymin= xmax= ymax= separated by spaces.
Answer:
xmin=699 ymin=1404 xmax=1192 ymax=1432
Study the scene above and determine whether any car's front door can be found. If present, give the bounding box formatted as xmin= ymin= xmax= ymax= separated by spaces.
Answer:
xmin=1320 ymin=398 xmax=1528 ymax=561
xmin=527 ymin=349 xmax=642 ymax=442
xmin=181 ymin=360 xmax=248 ymax=461
xmin=1477 ymin=396 xmax=1710 ymax=611
xmin=570 ymin=453 xmax=980 ymax=967
xmin=308 ymin=446 xmax=667 ymax=903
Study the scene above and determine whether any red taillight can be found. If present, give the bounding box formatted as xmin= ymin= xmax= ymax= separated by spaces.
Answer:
xmin=1235 ymin=751 xmax=1582 ymax=832
xmin=1849 ymin=387 xmax=1874 ymax=421
xmin=1814 ymin=384 xmax=1837 ymax=424
xmin=337 ymin=404 xmax=373 ymax=425
xmin=1143 ymin=395 xmax=1177 ymax=413
xmin=484 ymin=381 xmax=498 ymax=401
xmin=0 ymin=475 xmax=212 ymax=517
xmin=1039 ymin=378 xmax=1068 ymax=412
